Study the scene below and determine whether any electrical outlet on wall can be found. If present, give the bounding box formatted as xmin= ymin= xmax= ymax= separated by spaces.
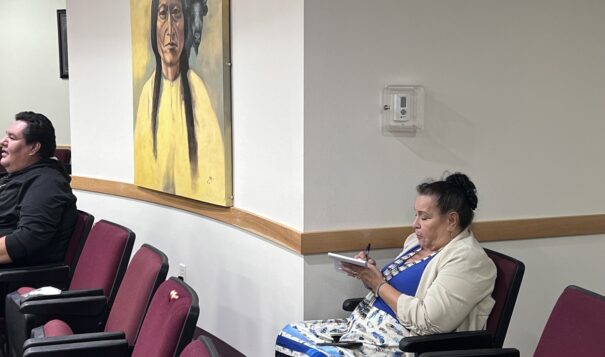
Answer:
xmin=178 ymin=263 xmax=187 ymax=281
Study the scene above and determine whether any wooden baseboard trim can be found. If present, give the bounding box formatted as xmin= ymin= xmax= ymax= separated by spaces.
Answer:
xmin=71 ymin=176 xmax=605 ymax=255
xmin=301 ymin=214 xmax=605 ymax=254
xmin=70 ymin=176 xmax=301 ymax=252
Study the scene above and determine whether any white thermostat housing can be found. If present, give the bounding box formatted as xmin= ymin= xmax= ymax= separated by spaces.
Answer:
xmin=382 ymin=84 xmax=424 ymax=135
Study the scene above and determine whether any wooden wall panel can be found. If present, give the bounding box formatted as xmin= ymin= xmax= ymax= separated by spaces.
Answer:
xmin=71 ymin=176 xmax=605 ymax=254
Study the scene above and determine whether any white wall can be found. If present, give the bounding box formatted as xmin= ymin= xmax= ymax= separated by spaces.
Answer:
xmin=66 ymin=0 xmax=306 ymax=355
xmin=67 ymin=0 xmax=134 ymax=182
xmin=303 ymin=1 xmax=605 ymax=355
xmin=232 ymin=0 xmax=305 ymax=231
xmin=304 ymin=0 xmax=605 ymax=230
xmin=75 ymin=191 xmax=304 ymax=357
xmin=60 ymin=0 xmax=605 ymax=355
xmin=0 ymin=0 xmax=70 ymax=144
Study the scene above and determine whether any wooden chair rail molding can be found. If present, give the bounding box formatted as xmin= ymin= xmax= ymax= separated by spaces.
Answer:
xmin=71 ymin=176 xmax=605 ymax=255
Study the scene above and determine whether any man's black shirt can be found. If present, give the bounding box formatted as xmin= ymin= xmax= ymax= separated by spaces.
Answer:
xmin=0 ymin=159 xmax=77 ymax=267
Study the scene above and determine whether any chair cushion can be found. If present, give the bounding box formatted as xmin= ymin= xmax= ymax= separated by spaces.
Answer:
xmin=42 ymin=319 xmax=74 ymax=337
xmin=132 ymin=279 xmax=194 ymax=357
xmin=62 ymin=210 xmax=91 ymax=267
xmin=69 ymin=221 xmax=130 ymax=295
xmin=54 ymin=149 xmax=71 ymax=165
xmin=534 ymin=286 xmax=605 ymax=356
xmin=104 ymin=246 xmax=164 ymax=346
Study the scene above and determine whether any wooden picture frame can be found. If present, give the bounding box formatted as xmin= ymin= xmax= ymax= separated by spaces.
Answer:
xmin=57 ymin=9 xmax=69 ymax=79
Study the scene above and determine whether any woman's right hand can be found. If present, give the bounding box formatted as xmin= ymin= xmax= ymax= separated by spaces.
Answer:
xmin=354 ymin=251 xmax=376 ymax=266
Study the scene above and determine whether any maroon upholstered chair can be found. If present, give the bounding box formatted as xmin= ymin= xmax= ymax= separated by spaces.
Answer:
xmin=0 ymin=210 xmax=93 ymax=354
xmin=14 ymin=244 xmax=169 ymax=356
xmin=53 ymin=149 xmax=71 ymax=166
xmin=398 ymin=249 xmax=525 ymax=355
xmin=4 ymin=220 xmax=135 ymax=357
xmin=418 ymin=285 xmax=605 ymax=357
xmin=0 ymin=210 xmax=93 ymax=291
xmin=179 ymin=336 xmax=222 ymax=357
xmin=131 ymin=277 xmax=199 ymax=357
xmin=52 ymin=149 xmax=71 ymax=175
xmin=532 ymin=285 xmax=605 ymax=356
xmin=22 ymin=277 xmax=199 ymax=357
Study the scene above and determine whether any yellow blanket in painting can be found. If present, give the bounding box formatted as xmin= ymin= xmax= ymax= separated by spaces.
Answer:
xmin=134 ymin=69 xmax=228 ymax=206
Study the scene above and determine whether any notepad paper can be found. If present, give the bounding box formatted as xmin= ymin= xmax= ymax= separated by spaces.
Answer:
xmin=328 ymin=252 xmax=368 ymax=272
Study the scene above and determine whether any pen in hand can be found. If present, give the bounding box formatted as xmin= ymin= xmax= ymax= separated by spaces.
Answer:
xmin=364 ymin=243 xmax=371 ymax=261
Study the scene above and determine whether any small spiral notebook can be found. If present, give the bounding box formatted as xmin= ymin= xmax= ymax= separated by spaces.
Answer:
xmin=328 ymin=252 xmax=368 ymax=271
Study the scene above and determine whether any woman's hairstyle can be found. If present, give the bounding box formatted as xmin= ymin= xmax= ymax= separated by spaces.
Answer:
xmin=416 ymin=172 xmax=478 ymax=229
xmin=15 ymin=111 xmax=56 ymax=159
xmin=150 ymin=0 xmax=199 ymax=175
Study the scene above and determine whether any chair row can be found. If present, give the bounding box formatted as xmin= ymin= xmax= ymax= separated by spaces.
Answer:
xmin=0 ymin=210 xmax=220 ymax=357
xmin=335 ymin=248 xmax=603 ymax=356
xmin=414 ymin=284 xmax=605 ymax=357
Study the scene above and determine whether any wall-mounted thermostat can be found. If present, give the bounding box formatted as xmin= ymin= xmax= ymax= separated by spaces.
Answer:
xmin=382 ymin=85 xmax=424 ymax=135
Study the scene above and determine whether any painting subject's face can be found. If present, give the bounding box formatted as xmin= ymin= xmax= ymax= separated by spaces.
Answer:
xmin=156 ymin=0 xmax=185 ymax=73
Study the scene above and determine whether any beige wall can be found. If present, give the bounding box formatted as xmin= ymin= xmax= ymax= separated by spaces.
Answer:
xmin=35 ymin=0 xmax=605 ymax=356
xmin=0 ymin=0 xmax=70 ymax=145
xmin=303 ymin=0 xmax=605 ymax=355
xmin=66 ymin=0 xmax=305 ymax=356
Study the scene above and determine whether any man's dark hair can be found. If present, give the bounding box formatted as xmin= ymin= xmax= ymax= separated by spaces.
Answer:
xmin=15 ymin=111 xmax=57 ymax=159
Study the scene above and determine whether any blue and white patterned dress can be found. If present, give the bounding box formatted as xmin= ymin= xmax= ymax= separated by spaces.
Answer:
xmin=276 ymin=246 xmax=436 ymax=356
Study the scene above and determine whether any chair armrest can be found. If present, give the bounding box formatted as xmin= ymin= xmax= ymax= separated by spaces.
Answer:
xmin=24 ymin=331 xmax=125 ymax=349
xmin=22 ymin=289 xmax=104 ymax=303
xmin=342 ymin=298 xmax=363 ymax=311
xmin=419 ymin=348 xmax=520 ymax=357
xmin=0 ymin=264 xmax=69 ymax=284
xmin=24 ymin=338 xmax=129 ymax=357
xmin=400 ymin=330 xmax=493 ymax=353
xmin=198 ymin=335 xmax=222 ymax=357
xmin=20 ymin=295 xmax=108 ymax=316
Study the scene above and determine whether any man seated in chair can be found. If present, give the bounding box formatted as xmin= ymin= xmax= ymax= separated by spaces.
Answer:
xmin=0 ymin=111 xmax=77 ymax=268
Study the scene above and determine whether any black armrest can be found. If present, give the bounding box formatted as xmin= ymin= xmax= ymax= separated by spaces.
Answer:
xmin=419 ymin=348 xmax=520 ymax=357
xmin=20 ymin=289 xmax=103 ymax=304
xmin=0 ymin=264 xmax=69 ymax=284
xmin=20 ymin=295 xmax=108 ymax=316
xmin=342 ymin=298 xmax=363 ymax=311
xmin=21 ymin=289 xmax=104 ymax=303
xmin=24 ymin=331 xmax=125 ymax=350
xmin=24 ymin=338 xmax=129 ymax=357
xmin=400 ymin=330 xmax=493 ymax=353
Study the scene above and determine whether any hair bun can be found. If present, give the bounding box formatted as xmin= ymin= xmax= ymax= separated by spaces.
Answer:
xmin=446 ymin=173 xmax=478 ymax=210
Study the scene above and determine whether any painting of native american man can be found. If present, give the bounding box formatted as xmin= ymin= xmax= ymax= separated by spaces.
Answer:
xmin=131 ymin=0 xmax=232 ymax=207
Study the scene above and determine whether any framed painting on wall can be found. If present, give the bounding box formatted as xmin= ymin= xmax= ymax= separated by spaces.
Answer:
xmin=130 ymin=0 xmax=233 ymax=207
xmin=57 ymin=9 xmax=69 ymax=79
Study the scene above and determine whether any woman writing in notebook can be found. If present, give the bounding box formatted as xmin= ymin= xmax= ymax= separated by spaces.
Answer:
xmin=276 ymin=172 xmax=497 ymax=356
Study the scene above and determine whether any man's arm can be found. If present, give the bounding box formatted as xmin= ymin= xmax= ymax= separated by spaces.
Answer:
xmin=0 ymin=236 xmax=14 ymax=264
